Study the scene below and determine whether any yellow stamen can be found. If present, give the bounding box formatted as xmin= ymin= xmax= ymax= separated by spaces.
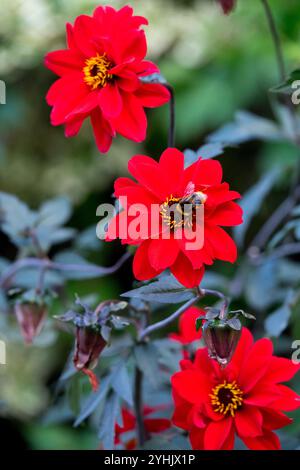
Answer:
xmin=83 ymin=53 xmax=113 ymax=90
xmin=210 ymin=380 xmax=243 ymax=417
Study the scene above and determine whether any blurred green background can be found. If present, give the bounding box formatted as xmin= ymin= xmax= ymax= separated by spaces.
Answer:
xmin=1 ymin=0 xmax=300 ymax=450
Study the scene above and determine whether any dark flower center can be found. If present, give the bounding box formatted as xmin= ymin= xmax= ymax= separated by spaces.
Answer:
xmin=83 ymin=53 xmax=113 ymax=90
xmin=210 ymin=380 xmax=243 ymax=417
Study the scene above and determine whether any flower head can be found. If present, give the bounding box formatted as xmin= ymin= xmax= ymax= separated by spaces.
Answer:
xmin=169 ymin=307 xmax=204 ymax=345
xmin=171 ymin=328 xmax=300 ymax=450
xmin=115 ymin=406 xmax=171 ymax=450
xmin=106 ymin=148 xmax=242 ymax=287
xmin=15 ymin=302 xmax=47 ymax=344
xmin=45 ymin=5 xmax=170 ymax=153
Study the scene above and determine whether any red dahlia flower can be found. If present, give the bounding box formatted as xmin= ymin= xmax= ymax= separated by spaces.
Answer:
xmin=45 ymin=5 xmax=170 ymax=153
xmin=171 ymin=328 xmax=300 ymax=450
xmin=106 ymin=148 xmax=242 ymax=288
xmin=169 ymin=307 xmax=204 ymax=345
xmin=115 ymin=406 xmax=171 ymax=450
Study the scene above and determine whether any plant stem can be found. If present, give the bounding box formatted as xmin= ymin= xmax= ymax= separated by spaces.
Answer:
xmin=134 ymin=366 xmax=146 ymax=447
xmin=199 ymin=288 xmax=229 ymax=320
xmin=165 ymin=84 xmax=175 ymax=147
xmin=0 ymin=252 xmax=131 ymax=289
xmin=261 ymin=0 xmax=286 ymax=82
xmin=256 ymin=242 xmax=300 ymax=263
xmin=139 ymin=295 xmax=199 ymax=341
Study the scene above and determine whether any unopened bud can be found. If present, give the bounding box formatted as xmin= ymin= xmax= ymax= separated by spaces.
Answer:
xmin=15 ymin=302 xmax=47 ymax=344
xmin=202 ymin=321 xmax=241 ymax=366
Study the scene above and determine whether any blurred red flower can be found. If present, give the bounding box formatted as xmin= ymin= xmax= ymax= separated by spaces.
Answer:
xmin=169 ymin=307 xmax=204 ymax=345
xmin=106 ymin=148 xmax=242 ymax=287
xmin=45 ymin=5 xmax=170 ymax=153
xmin=171 ymin=328 xmax=300 ymax=450
xmin=218 ymin=0 xmax=236 ymax=14
xmin=115 ymin=406 xmax=171 ymax=450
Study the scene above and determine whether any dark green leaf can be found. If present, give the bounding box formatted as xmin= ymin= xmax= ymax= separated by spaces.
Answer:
xmin=122 ymin=275 xmax=196 ymax=304
xmin=111 ymin=364 xmax=133 ymax=406
xmin=98 ymin=392 xmax=121 ymax=450
xmin=234 ymin=168 xmax=281 ymax=247
xmin=264 ymin=304 xmax=291 ymax=338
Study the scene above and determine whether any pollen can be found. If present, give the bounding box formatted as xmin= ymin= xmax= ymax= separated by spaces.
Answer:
xmin=160 ymin=195 xmax=182 ymax=230
xmin=83 ymin=53 xmax=113 ymax=90
xmin=210 ymin=380 xmax=243 ymax=417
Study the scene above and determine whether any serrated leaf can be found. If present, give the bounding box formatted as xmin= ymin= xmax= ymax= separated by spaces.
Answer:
xmin=184 ymin=143 xmax=224 ymax=167
xmin=111 ymin=364 xmax=133 ymax=406
xmin=98 ymin=392 xmax=121 ymax=450
xmin=38 ymin=197 xmax=72 ymax=228
xmin=122 ymin=275 xmax=195 ymax=304
xmin=234 ymin=168 xmax=281 ymax=247
xmin=264 ymin=304 xmax=291 ymax=338
xmin=134 ymin=343 xmax=163 ymax=389
xmin=74 ymin=376 xmax=110 ymax=427
xmin=208 ymin=111 xmax=283 ymax=146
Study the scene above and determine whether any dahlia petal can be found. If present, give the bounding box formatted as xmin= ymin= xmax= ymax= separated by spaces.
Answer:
xmin=128 ymin=155 xmax=166 ymax=199
xmin=44 ymin=49 xmax=83 ymax=76
xmin=241 ymin=430 xmax=280 ymax=450
xmin=183 ymin=158 xmax=223 ymax=188
xmin=114 ymin=177 xmax=159 ymax=207
xmin=238 ymin=338 xmax=273 ymax=392
xmin=205 ymin=183 xmax=241 ymax=206
xmin=65 ymin=91 xmax=98 ymax=120
xmin=261 ymin=409 xmax=292 ymax=430
xmin=112 ymin=92 xmax=147 ymax=143
xmin=49 ymin=79 xmax=89 ymax=126
xmin=170 ymin=307 xmax=203 ymax=345
xmin=98 ymin=83 xmax=122 ymax=118
xmin=189 ymin=428 xmax=205 ymax=450
xmin=133 ymin=240 xmax=162 ymax=280
xmin=272 ymin=385 xmax=300 ymax=412
xmin=204 ymin=417 xmax=233 ymax=450
xmin=170 ymin=253 xmax=205 ymax=288
xmin=207 ymin=201 xmax=243 ymax=226
xmin=244 ymin=386 xmax=280 ymax=408
xmin=235 ymin=407 xmax=263 ymax=438
xmin=205 ymin=225 xmax=237 ymax=263
xmin=136 ymin=83 xmax=171 ymax=108
xmin=90 ymin=108 xmax=113 ymax=153
xmin=66 ymin=22 xmax=76 ymax=50
xmin=148 ymin=238 xmax=180 ymax=271
xmin=230 ymin=327 xmax=254 ymax=371
xmin=132 ymin=60 xmax=160 ymax=76
xmin=263 ymin=357 xmax=300 ymax=384
xmin=159 ymin=148 xmax=184 ymax=194
xmin=64 ymin=117 xmax=85 ymax=137
xmin=120 ymin=30 xmax=147 ymax=62
xmin=144 ymin=418 xmax=170 ymax=433
xmin=171 ymin=370 xmax=211 ymax=405
xmin=73 ymin=15 xmax=99 ymax=57
xmin=116 ymin=70 xmax=140 ymax=92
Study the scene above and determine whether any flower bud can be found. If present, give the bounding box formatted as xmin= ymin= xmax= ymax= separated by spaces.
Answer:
xmin=15 ymin=302 xmax=47 ymax=344
xmin=218 ymin=0 xmax=236 ymax=15
xmin=202 ymin=321 xmax=241 ymax=366
xmin=74 ymin=327 xmax=107 ymax=371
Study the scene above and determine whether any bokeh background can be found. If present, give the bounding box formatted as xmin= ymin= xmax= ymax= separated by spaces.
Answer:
xmin=1 ymin=0 xmax=300 ymax=450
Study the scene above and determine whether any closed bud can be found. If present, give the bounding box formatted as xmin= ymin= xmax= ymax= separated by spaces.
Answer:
xmin=202 ymin=321 xmax=241 ymax=366
xmin=74 ymin=327 xmax=107 ymax=371
xmin=15 ymin=302 xmax=47 ymax=344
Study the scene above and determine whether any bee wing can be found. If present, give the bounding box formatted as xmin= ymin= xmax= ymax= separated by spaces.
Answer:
xmin=183 ymin=182 xmax=195 ymax=197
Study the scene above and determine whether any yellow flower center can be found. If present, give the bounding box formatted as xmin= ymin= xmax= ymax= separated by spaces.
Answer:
xmin=210 ymin=380 xmax=243 ymax=417
xmin=83 ymin=53 xmax=113 ymax=90
xmin=160 ymin=191 xmax=207 ymax=230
